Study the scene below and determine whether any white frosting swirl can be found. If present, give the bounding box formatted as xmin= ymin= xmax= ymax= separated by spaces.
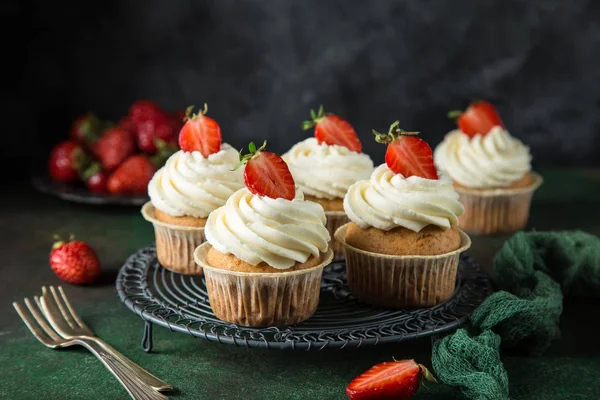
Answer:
xmin=148 ymin=144 xmax=244 ymax=218
xmin=433 ymin=127 xmax=532 ymax=188
xmin=205 ymin=188 xmax=330 ymax=270
xmin=343 ymin=164 xmax=464 ymax=232
xmin=282 ymin=138 xmax=374 ymax=199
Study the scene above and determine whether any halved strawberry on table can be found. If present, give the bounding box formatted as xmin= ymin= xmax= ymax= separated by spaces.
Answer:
xmin=235 ymin=141 xmax=296 ymax=201
xmin=373 ymin=121 xmax=438 ymax=180
xmin=346 ymin=359 xmax=437 ymax=400
xmin=447 ymin=100 xmax=504 ymax=137
xmin=302 ymin=105 xmax=362 ymax=153
xmin=178 ymin=104 xmax=222 ymax=157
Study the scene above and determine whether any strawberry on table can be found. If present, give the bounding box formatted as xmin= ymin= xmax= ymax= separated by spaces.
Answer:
xmin=373 ymin=121 xmax=439 ymax=180
xmin=448 ymin=100 xmax=504 ymax=137
xmin=302 ymin=105 xmax=362 ymax=153
xmin=50 ymin=235 xmax=101 ymax=285
xmin=236 ymin=141 xmax=296 ymax=201
xmin=48 ymin=141 xmax=89 ymax=183
xmin=178 ymin=104 xmax=222 ymax=157
xmin=346 ymin=359 xmax=437 ymax=400
xmin=92 ymin=127 xmax=136 ymax=171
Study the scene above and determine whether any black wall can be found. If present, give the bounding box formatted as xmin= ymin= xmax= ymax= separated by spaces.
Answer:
xmin=8 ymin=0 xmax=600 ymax=173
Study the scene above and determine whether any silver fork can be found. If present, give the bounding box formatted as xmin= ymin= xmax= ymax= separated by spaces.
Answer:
xmin=13 ymin=296 xmax=168 ymax=400
xmin=39 ymin=286 xmax=172 ymax=392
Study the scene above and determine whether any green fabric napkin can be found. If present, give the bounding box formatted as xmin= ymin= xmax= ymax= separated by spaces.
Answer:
xmin=431 ymin=231 xmax=600 ymax=400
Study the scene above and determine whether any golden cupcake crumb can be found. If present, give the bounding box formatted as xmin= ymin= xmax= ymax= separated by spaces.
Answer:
xmin=206 ymin=247 xmax=322 ymax=273
xmin=155 ymin=208 xmax=207 ymax=227
xmin=345 ymin=222 xmax=461 ymax=256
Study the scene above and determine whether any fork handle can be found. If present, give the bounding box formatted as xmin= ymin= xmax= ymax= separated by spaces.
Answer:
xmin=83 ymin=336 xmax=172 ymax=391
xmin=78 ymin=339 xmax=168 ymax=400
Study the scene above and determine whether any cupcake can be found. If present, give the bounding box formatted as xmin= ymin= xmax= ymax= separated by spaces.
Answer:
xmin=142 ymin=105 xmax=244 ymax=275
xmin=282 ymin=106 xmax=373 ymax=259
xmin=335 ymin=121 xmax=471 ymax=309
xmin=434 ymin=101 xmax=542 ymax=234
xmin=194 ymin=141 xmax=333 ymax=327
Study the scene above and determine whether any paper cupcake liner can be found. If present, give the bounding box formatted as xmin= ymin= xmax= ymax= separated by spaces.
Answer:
xmin=194 ymin=243 xmax=334 ymax=327
xmin=325 ymin=211 xmax=349 ymax=261
xmin=334 ymin=224 xmax=471 ymax=309
xmin=142 ymin=202 xmax=206 ymax=275
xmin=455 ymin=172 xmax=543 ymax=235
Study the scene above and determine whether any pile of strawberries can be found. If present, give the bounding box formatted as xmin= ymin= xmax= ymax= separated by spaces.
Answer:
xmin=48 ymin=100 xmax=183 ymax=195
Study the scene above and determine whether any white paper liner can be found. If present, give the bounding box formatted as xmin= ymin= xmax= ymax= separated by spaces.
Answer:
xmin=455 ymin=172 xmax=543 ymax=235
xmin=334 ymin=224 xmax=471 ymax=309
xmin=141 ymin=202 xmax=206 ymax=275
xmin=194 ymin=243 xmax=334 ymax=327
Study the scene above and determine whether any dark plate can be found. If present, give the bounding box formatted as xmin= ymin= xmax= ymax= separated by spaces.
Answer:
xmin=116 ymin=245 xmax=493 ymax=351
xmin=31 ymin=167 xmax=148 ymax=206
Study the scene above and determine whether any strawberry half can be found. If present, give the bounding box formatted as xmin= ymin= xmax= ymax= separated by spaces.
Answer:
xmin=236 ymin=141 xmax=296 ymax=201
xmin=302 ymin=105 xmax=362 ymax=153
xmin=178 ymin=104 xmax=222 ymax=157
xmin=448 ymin=100 xmax=504 ymax=137
xmin=373 ymin=121 xmax=438 ymax=180
xmin=346 ymin=359 xmax=437 ymax=400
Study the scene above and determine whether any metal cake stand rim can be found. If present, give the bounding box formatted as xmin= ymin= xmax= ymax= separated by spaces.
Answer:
xmin=115 ymin=245 xmax=492 ymax=351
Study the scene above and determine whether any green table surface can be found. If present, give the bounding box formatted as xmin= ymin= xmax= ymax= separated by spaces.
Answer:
xmin=2 ymin=168 xmax=600 ymax=400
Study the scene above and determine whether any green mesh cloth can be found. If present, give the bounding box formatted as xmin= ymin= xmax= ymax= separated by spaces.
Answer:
xmin=432 ymin=231 xmax=600 ymax=400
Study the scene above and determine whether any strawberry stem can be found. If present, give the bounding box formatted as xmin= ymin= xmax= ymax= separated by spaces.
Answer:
xmin=373 ymin=120 xmax=420 ymax=144
xmin=184 ymin=103 xmax=209 ymax=121
xmin=419 ymin=364 xmax=438 ymax=384
xmin=447 ymin=110 xmax=463 ymax=120
xmin=302 ymin=104 xmax=327 ymax=131
xmin=233 ymin=140 xmax=267 ymax=170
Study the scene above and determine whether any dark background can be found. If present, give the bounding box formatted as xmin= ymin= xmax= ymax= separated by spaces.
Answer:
xmin=6 ymin=0 xmax=600 ymax=175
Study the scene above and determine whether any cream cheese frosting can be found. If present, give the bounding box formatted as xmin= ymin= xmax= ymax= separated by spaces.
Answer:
xmin=433 ymin=126 xmax=532 ymax=189
xmin=282 ymin=138 xmax=374 ymax=200
xmin=148 ymin=144 xmax=245 ymax=218
xmin=343 ymin=164 xmax=464 ymax=232
xmin=204 ymin=188 xmax=330 ymax=269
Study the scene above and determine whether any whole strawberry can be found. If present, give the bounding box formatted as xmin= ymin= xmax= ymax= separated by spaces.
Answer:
xmin=70 ymin=113 xmax=112 ymax=148
xmin=130 ymin=100 xmax=179 ymax=154
xmin=106 ymin=154 xmax=157 ymax=195
xmin=92 ymin=127 xmax=136 ymax=170
xmin=81 ymin=162 xmax=109 ymax=193
xmin=346 ymin=359 xmax=437 ymax=400
xmin=50 ymin=235 xmax=101 ymax=284
xmin=48 ymin=141 xmax=89 ymax=183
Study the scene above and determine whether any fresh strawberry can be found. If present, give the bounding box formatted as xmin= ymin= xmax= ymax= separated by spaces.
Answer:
xmin=346 ymin=359 xmax=437 ymax=400
xmin=178 ymin=104 xmax=222 ymax=157
xmin=106 ymin=155 xmax=157 ymax=195
xmin=448 ymin=100 xmax=504 ymax=137
xmin=70 ymin=113 xmax=113 ymax=148
xmin=48 ymin=141 xmax=89 ymax=183
xmin=373 ymin=121 xmax=438 ymax=180
xmin=129 ymin=100 xmax=179 ymax=153
xmin=302 ymin=105 xmax=362 ymax=152
xmin=117 ymin=116 xmax=136 ymax=133
xmin=50 ymin=235 xmax=101 ymax=285
xmin=93 ymin=127 xmax=136 ymax=171
xmin=236 ymin=141 xmax=295 ymax=200
xmin=129 ymin=100 xmax=164 ymax=124
xmin=81 ymin=162 xmax=109 ymax=193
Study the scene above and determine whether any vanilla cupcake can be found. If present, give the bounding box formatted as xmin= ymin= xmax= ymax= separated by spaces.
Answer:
xmin=283 ymin=106 xmax=374 ymax=259
xmin=435 ymin=101 xmax=542 ymax=234
xmin=194 ymin=142 xmax=333 ymax=327
xmin=142 ymin=105 xmax=244 ymax=274
xmin=335 ymin=122 xmax=471 ymax=309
